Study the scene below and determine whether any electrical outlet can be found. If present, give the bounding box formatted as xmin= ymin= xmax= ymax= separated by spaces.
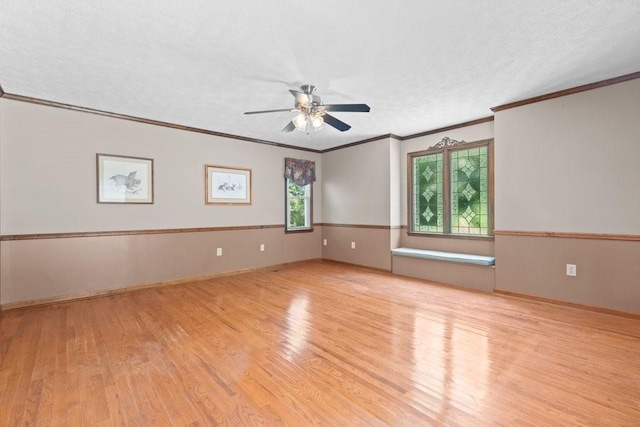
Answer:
xmin=566 ymin=264 xmax=576 ymax=276
xmin=216 ymin=248 xmax=222 ymax=257
xmin=260 ymin=243 xmax=265 ymax=252
xmin=323 ymin=239 xmax=327 ymax=246
xmin=351 ymin=241 xmax=356 ymax=249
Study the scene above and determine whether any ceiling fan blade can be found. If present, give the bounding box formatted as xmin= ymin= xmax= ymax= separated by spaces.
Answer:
xmin=324 ymin=104 xmax=370 ymax=113
xmin=324 ymin=114 xmax=351 ymax=132
xmin=244 ymin=108 xmax=293 ymax=115
xmin=282 ymin=121 xmax=295 ymax=132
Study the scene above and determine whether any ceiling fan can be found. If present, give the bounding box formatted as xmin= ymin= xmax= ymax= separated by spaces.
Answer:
xmin=244 ymin=84 xmax=370 ymax=133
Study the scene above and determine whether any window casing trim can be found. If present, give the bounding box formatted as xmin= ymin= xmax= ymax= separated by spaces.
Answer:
xmin=407 ymin=138 xmax=494 ymax=237
xmin=285 ymin=179 xmax=314 ymax=233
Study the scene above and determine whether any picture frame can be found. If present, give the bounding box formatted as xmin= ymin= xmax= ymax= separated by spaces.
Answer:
xmin=97 ymin=153 xmax=154 ymax=204
xmin=205 ymin=165 xmax=252 ymax=205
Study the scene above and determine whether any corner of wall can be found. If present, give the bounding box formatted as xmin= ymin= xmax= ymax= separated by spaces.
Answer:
xmin=389 ymin=137 xmax=402 ymax=228
xmin=0 ymin=97 xmax=4 ymax=304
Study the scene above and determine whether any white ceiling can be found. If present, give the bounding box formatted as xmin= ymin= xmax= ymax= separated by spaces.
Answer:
xmin=2 ymin=1 xmax=640 ymax=151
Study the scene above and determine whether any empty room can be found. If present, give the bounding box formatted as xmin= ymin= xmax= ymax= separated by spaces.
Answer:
xmin=1 ymin=1 xmax=640 ymax=425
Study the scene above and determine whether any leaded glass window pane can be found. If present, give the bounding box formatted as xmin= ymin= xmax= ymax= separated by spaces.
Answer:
xmin=451 ymin=146 xmax=488 ymax=235
xmin=409 ymin=139 xmax=491 ymax=236
xmin=413 ymin=153 xmax=443 ymax=232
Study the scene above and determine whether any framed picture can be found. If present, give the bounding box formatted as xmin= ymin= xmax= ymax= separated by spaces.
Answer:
xmin=205 ymin=165 xmax=252 ymax=205
xmin=97 ymin=154 xmax=154 ymax=204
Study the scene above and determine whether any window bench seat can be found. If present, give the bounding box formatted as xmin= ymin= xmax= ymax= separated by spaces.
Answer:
xmin=391 ymin=247 xmax=495 ymax=292
xmin=391 ymin=248 xmax=495 ymax=266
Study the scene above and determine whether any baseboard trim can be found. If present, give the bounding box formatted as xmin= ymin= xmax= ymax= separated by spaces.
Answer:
xmin=0 ymin=259 xmax=322 ymax=312
xmin=494 ymin=289 xmax=640 ymax=320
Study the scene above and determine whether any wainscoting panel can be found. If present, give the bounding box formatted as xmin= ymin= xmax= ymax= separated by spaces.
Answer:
xmin=1 ymin=226 xmax=321 ymax=307
xmin=392 ymin=255 xmax=495 ymax=292
xmin=494 ymin=233 xmax=640 ymax=314
xmin=401 ymin=232 xmax=495 ymax=256
xmin=321 ymin=225 xmax=393 ymax=271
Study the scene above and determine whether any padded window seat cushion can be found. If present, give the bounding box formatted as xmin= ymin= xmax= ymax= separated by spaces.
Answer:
xmin=391 ymin=247 xmax=495 ymax=266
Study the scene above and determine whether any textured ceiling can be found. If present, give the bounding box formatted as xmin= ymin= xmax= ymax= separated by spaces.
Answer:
xmin=1 ymin=1 xmax=640 ymax=151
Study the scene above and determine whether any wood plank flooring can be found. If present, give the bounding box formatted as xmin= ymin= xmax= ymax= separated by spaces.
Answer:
xmin=1 ymin=260 xmax=639 ymax=425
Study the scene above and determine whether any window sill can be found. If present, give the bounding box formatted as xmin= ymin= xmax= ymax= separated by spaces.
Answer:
xmin=285 ymin=227 xmax=314 ymax=234
xmin=406 ymin=231 xmax=495 ymax=241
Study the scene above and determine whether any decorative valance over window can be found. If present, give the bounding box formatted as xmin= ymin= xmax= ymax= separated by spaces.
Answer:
xmin=284 ymin=158 xmax=316 ymax=186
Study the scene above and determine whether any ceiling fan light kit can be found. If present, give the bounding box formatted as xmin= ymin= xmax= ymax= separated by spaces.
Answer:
xmin=292 ymin=112 xmax=324 ymax=132
xmin=245 ymin=84 xmax=370 ymax=134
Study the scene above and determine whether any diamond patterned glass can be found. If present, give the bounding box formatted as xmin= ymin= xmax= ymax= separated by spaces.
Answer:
xmin=451 ymin=147 xmax=488 ymax=234
xmin=413 ymin=153 xmax=443 ymax=232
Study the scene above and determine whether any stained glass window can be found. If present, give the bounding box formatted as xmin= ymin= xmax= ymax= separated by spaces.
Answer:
xmin=451 ymin=147 xmax=489 ymax=235
xmin=413 ymin=153 xmax=443 ymax=232
xmin=409 ymin=139 xmax=492 ymax=236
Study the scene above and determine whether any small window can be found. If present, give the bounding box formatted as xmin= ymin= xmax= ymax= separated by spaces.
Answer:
xmin=409 ymin=138 xmax=493 ymax=237
xmin=286 ymin=179 xmax=312 ymax=232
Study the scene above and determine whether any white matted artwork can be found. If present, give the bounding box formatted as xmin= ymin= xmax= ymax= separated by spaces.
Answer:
xmin=205 ymin=165 xmax=252 ymax=205
xmin=97 ymin=154 xmax=154 ymax=204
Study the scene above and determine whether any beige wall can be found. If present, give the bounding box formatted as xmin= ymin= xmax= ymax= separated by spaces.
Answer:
xmin=401 ymin=233 xmax=494 ymax=257
xmin=4 ymin=77 xmax=640 ymax=314
xmin=495 ymin=235 xmax=640 ymax=313
xmin=494 ymin=78 xmax=640 ymax=313
xmin=389 ymin=138 xmax=402 ymax=227
xmin=321 ymin=137 xmax=399 ymax=270
xmin=392 ymin=256 xmax=495 ymax=293
xmin=321 ymin=225 xmax=392 ymax=271
xmin=0 ymin=98 xmax=322 ymax=306
xmin=1 ymin=227 xmax=321 ymax=306
xmin=0 ymin=99 xmax=322 ymax=234
xmin=322 ymin=137 xmax=393 ymax=226
xmin=494 ymin=78 xmax=640 ymax=234
xmin=0 ymin=99 xmax=3 ymax=303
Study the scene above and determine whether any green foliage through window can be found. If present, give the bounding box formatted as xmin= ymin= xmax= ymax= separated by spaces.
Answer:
xmin=287 ymin=180 xmax=311 ymax=230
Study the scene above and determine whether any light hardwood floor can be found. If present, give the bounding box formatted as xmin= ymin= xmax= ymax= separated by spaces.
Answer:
xmin=1 ymin=260 xmax=639 ymax=425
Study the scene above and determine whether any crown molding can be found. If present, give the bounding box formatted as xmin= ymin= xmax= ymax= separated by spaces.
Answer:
xmin=0 ymin=92 xmax=323 ymax=153
xmin=396 ymin=116 xmax=494 ymax=141
xmin=0 ymin=87 xmax=494 ymax=154
xmin=319 ymin=134 xmax=396 ymax=153
xmin=319 ymin=117 xmax=496 ymax=153
xmin=4 ymin=69 xmax=638 ymax=153
xmin=491 ymin=70 xmax=640 ymax=112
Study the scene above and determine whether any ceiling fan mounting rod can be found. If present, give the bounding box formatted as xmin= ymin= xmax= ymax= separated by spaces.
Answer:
xmin=301 ymin=84 xmax=316 ymax=95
